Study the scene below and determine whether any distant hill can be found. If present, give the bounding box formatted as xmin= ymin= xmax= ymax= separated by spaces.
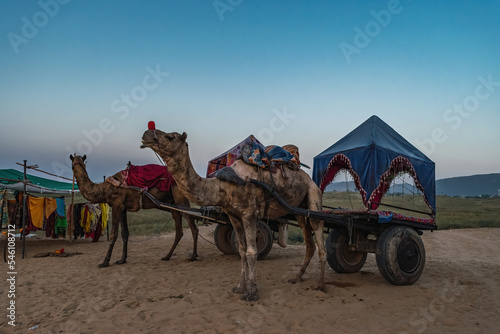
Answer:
xmin=324 ymin=173 xmax=500 ymax=197
xmin=436 ymin=173 xmax=500 ymax=197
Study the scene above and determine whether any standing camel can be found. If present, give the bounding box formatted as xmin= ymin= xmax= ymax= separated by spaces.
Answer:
xmin=141 ymin=129 xmax=326 ymax=301
xmin=70 ymin=154 xmax=199 ymax=267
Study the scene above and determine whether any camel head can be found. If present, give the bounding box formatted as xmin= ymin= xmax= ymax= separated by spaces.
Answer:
xmin=70 ymin=154 xmax=87 ymax=171
xmin=141 ymin=129 xmax=187 ymax=158
xmin=69 ymin=154 xmax=87 ymax=176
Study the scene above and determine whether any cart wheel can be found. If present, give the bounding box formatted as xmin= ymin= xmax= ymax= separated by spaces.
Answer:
xmin=214 ymin=224 xmax=235 ymax=255
xmin=326 ymin=228 xmax=367 ymax=273
xmin=376 ymin=225 xmax=425 ymax=285
xmin=231 ymin=221 xmax=273 ymax=260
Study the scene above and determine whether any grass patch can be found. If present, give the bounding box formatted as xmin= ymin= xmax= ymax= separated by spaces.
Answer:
xmin=435 ymin=196 xmax=500 ymax=229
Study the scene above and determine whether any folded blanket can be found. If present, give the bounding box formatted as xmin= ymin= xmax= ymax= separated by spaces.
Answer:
xmin=241 ymin=142 xmax=305 ymax=168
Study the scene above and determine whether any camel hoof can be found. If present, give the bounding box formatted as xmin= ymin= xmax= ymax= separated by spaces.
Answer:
xmin=316 ymin=283 xmax=327 ymax=292
xmin=232 ymin=286 xmax=245 ymax=294
xmin=242 ymin=292 xmax=259 ymax=302
xmin=115 ymin=259 xmax=127 ymax=265
xmin=98 ymin=262 xmax=109 ymax=268
xmin=288 ymin=276 xmax=302 ymax=284
xmin=188 ymin=254 xmax=198 ymax=262
xmin=161 ymin=256 xmax=171 ymax=261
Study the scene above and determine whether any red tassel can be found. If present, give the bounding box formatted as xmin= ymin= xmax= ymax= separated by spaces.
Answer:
xmin=148 ymin=121 xmax=156 ymax=130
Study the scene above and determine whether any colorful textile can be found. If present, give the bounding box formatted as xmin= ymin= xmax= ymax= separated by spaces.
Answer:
xmin=242 ymin=142 xmax=268 ymax=168
xmin=0 ymin=190 xmax=8 ymax=228
xmin=241 ymin=142 xmax=303 ymax=169
xmin=100 ymin=203 xmax=109 ymax=231
xmin=27 ymin=196 xmax=59 ymax=230
xmin=56 ymin=197 xmax=66 ymax=217
xmin=81 ymin=203 xmax=102 ymax=234
xmin=55 ymin=216 xmax=68 ymax=234
xmin=125 ymin=164 xmax=175 ymax=192
xmin=265 ymin=145 xmax=300 ymax=166
xmin=28 ymin=196 xmax=45 ymax=229
xmin=45 ymin=198 xmax=57 ymax=219
xmin=45 ymin=212 xmax=56 ymax=238
xmin=377 ymin=211 xmax=436 ymax=225
xmin=206 ymin=135 xmax=263 ymax=177
xmin=108 ymin=164 xmax=175 ymax=192
xmin=72 ymin=203 xmax=85 ymax=238
xmin=7 ymin=200 xmax=18 ymax=228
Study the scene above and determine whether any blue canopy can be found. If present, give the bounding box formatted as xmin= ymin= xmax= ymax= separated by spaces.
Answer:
xmin=313 ymin=115 xmax=436 ymax=215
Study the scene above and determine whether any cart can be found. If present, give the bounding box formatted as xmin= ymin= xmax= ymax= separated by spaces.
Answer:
xmin=144 ymin=178 xmax=437 ymax=286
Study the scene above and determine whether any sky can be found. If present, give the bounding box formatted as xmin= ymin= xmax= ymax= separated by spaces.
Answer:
xmin=1 ymin=0 xmax=499 ymax=184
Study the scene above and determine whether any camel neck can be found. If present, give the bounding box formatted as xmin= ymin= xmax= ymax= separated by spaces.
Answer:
xmin=163 ymin=145 xmax=222 ymax=207
xmin=73 ymin=166 xmax=106 ymax=203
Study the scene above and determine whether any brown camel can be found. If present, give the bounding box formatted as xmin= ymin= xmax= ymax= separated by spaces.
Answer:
xmin=141 ymin=129 xmax=326 ymax=301
xmin=70 ymin=154 xmax=199 ymax=267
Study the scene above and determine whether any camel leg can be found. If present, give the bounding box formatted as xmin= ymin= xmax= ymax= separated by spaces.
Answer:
xmin=184 ymin=213 xmax=199 ymax=261
xmin=307 ymin=187 xmax=327 ymax=292
xmin=230 ymin=217 xmax=247 ymax=295
xmin=99 ymin=209 xmax=121 ymax=268
xmin=310 ymin=217 xmax=326 ymax=292
xmin=289 ymin=215 xmax=315 ymax=284
xmin=116 ymin=209 xmax=129 ymax=265
xmin=171 ymin=188 xmax=199 ymax=261
xmin=241 ymin=214 xmax=259 ymax=302
xmin=162 ymin=210 xmax=184 ymax=261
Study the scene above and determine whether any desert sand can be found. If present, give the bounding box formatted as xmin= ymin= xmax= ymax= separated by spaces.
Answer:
xmin=1 ymin=225 xmax=499 ymax=334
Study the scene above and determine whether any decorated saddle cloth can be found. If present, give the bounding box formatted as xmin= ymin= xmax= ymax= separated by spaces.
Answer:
xmin=107 ymin=164 xmax=175 ymax=192
xmin=241 ymin=142 xmax=308 ymax=169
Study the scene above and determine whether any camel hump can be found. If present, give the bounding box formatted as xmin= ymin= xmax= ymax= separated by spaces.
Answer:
xmin=214 ymin=167 xmax=246 ymax=186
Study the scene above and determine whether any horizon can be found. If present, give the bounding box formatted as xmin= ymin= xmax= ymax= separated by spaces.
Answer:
xmin=1 ymin=1 xmax=499 ymax=182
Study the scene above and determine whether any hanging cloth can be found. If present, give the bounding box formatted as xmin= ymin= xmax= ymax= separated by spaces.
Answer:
xmin=44 ymin=198 xmax=57 ymax=219
xmin=55 ymin=197 xmax=66 ymax=217
xmin=0 ymin=190 xmax=8 ymax=229
xmin=28 ymin=196 xmax=45 ymax=229
xmin=100 ymin=203 xmax=109 ymax=230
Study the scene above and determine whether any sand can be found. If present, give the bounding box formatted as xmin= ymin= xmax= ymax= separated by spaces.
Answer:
xmin=1 ymin=226 xmax=499 ymax=334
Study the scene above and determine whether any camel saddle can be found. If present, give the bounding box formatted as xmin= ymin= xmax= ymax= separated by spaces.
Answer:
xmin=106 ymin=164 xmax=175 ymax=192
xmin=239 ymin=142 xmax=309 ymax=174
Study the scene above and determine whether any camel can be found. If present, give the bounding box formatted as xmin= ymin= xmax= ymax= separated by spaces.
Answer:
xmin=141 ymin=129 xmax=326 ymax=301
xmin=70 ymin=154 xmax=199 ymax=267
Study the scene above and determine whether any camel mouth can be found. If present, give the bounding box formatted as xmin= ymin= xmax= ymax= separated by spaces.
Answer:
xmin=141 ymin=139 xmax=156 ymax=149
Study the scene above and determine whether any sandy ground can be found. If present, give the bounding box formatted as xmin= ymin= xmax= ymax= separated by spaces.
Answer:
xmin=1 ymin=225 xmax=499 ymax=334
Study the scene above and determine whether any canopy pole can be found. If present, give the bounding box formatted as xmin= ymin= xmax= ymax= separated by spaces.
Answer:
xmin=21 ymin=160 xmax=27 ymax=259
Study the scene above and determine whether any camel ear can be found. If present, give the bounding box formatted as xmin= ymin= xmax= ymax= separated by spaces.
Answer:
xmin=70 ymin=154 xmax=74 ymax=161
xmin=82 ymin=155 xmax=87 ymax=161
xmin=180 ymin=132 xmax=187 ymax=142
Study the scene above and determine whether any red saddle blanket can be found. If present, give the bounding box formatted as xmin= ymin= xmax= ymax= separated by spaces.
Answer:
xmin=116 ymin=164 xmax=175 ymax=192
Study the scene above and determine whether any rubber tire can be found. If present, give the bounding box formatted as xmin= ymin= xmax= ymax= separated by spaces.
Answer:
xmin=376 ymin=225 xmax=426 ymax=285
xmin=326 ymin=228 xmax=367 ymax=273
xmin=214 ymin=224 xmax=235 ymax=255
xmin=230 ymin=221 xmax=273 ymax=260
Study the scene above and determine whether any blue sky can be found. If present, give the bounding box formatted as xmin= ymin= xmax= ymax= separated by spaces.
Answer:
xmin=1 ymin=0 xmax=499 ymax=183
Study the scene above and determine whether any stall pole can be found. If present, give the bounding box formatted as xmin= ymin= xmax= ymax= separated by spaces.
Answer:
xmin=21 ymin=160 xmax=27 ymax=259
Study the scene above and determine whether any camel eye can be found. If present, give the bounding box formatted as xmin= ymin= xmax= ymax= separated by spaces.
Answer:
xmin=166 ymin=135 xmax=175 ymax=141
